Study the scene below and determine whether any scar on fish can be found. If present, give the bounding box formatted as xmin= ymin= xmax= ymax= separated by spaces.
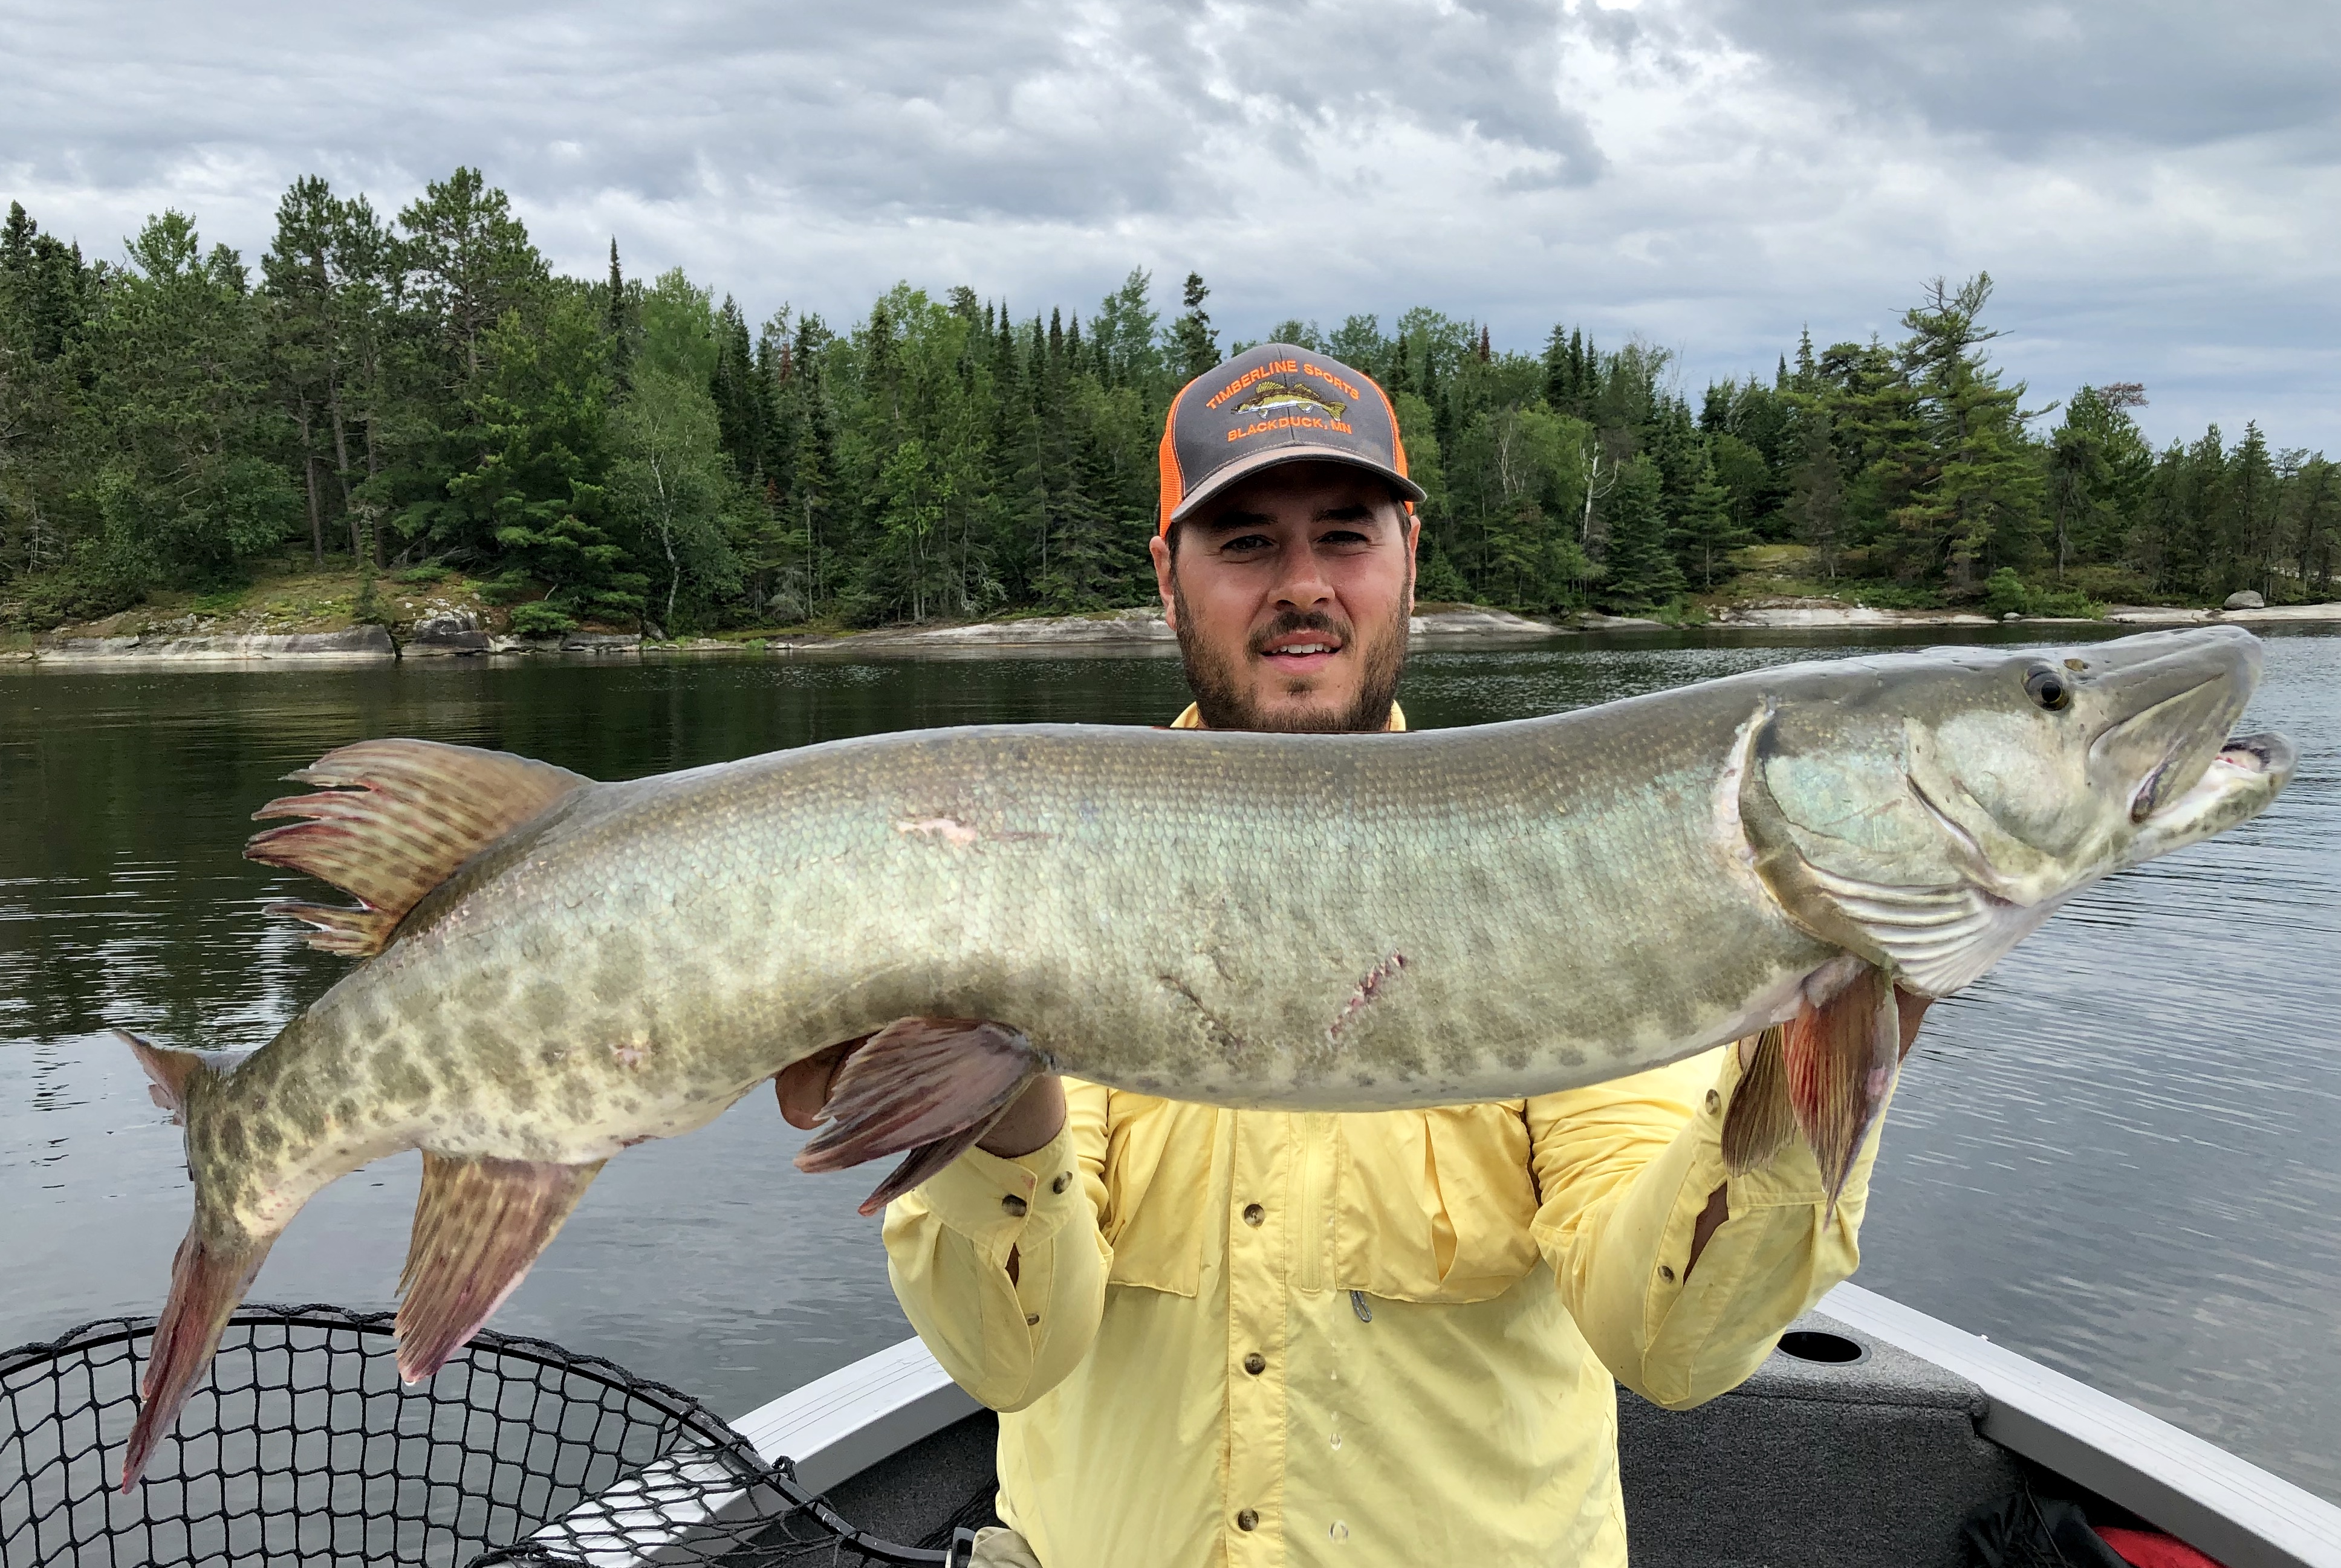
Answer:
xmin=894 ymin=817 xmax=1052 ymax=847
xmin=895 ymin=817 xmax=980 ymax=846
xmin=1160 ymin=974 xmax=1253 ymax=1066
xmin=1329 ymin=951 xmax=1408 ymax=1041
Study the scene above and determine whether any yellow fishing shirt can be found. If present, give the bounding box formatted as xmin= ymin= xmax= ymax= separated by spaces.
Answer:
xmin=883 ymin=701 xmax=1886 ymax=1567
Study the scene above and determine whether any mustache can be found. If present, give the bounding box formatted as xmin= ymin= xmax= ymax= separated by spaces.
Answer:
xmin=1248 ymin=609 xmax=1352 ymax=656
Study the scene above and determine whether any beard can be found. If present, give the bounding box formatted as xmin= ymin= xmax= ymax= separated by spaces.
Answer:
xmin=1172 ymin=578 xmax=1411 ymax=734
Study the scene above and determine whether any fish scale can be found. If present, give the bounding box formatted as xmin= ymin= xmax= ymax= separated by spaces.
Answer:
xmin=111 ymin=625 xmax=2294 ymax=1488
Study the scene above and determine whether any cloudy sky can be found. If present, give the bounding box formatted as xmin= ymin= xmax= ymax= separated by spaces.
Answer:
xmin=4 ymin=0 xmax=2336 ymax=448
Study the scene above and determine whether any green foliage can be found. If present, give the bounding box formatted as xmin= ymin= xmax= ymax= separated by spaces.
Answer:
xmin=507 ymin=600 xmax=576 ymax=636
xmin=0 ymin=179 xmax=2327 ymax=630
xmin=1982 ymin=566 xmax=2102 ymax=620
xmin=2 ymin=567 xmax=142 ymax=629
xmin=1982 ymin=566 xmax=2030 ymax=617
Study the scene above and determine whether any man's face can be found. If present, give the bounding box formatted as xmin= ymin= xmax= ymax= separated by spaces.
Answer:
xmin=1149 ymin=460 xmax=1420 ymax=733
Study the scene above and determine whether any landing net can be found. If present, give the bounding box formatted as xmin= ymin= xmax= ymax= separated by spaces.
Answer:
xmin=0 ymin=1304 xmax=969 ymax=1567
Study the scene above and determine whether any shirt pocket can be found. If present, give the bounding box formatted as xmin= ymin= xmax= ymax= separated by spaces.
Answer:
xmin=1333 ymin=1104 xmax=1542 ymax=1304
xmin=1098 ymin=1093 xmax=1222 ymax=1298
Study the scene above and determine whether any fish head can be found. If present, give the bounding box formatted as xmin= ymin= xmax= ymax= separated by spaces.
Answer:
xmin=1738 ymin=625 xmax=2294 ymax=997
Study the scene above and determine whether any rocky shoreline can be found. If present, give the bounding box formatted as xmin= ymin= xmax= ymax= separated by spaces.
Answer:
xmin=13 ymin=600 xmax=2340 ymax=665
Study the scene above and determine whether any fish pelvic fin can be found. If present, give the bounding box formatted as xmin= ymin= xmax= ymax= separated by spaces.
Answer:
xmin=246 ymin=739 xmax=592 ymax=957
xmin=120 ymin=1028 xmax=209 ymax=1125
xmin=120 ymin=1222 xmax=274 ymax=1491
xmin=792 ymin=1017 xmax=1047 ymax=1216
xmin=1787 ymin=964 xmax=1901 ymax=1222
xmin=396 ymin=1154 xmax=603 ymax=1385
xmin=1721 ymin=1025 xmax=1794 ymax=1176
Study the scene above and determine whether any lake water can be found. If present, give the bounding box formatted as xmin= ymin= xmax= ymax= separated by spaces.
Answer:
xmin=2 ymin=628 xmax=2336 ymax=1505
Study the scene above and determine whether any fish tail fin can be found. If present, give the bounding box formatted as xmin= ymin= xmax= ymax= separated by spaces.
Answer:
xmin=1718 ymin=967 xmax=1901 ymax=1224
xmin=245 ymin=739 xmax=591 ymax=958
xmin=119 ymin=1028 xmax=274 ymax=1491
xmin=121 ymin=1220 xmax=274 ymax=1491
xmin=394 ymin=1154 xmax=604 ymax=1384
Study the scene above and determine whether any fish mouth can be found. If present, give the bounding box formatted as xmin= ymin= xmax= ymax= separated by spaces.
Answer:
xmin=2120 ymin=730 xmax=2296 ymax=868
xmin=2088 ymin=627 xmax=2262 ymax=828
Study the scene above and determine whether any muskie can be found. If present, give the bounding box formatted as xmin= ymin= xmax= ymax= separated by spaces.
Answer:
xmin=115 ymin=626 xmax=2293 ymax=1483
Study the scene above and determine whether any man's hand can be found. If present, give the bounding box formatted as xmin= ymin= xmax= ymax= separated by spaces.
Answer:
xmin=777 ymin=1038 xmax=1068 ymax=1159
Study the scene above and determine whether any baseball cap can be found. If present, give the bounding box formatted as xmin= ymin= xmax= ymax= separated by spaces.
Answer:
xmin=1157 ymin=343 xmax=1426 ymax=535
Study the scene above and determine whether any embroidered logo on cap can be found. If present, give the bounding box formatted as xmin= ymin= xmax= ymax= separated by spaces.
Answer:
xmin=1230 ymin=378 xmax=1348 ymax=420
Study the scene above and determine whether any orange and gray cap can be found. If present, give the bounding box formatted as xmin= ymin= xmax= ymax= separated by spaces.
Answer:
xmin=1156 ymin=343 xmax=1424 ymax=535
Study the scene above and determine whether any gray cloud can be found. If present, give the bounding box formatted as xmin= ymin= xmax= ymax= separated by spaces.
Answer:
xmin=1 ymin=0 xmax=2334 ymax=448
xmin=1706 ymin=1 xmax=2341 ymax=154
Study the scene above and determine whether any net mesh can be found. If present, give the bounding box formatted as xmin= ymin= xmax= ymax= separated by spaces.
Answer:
xmin=0 ymin=1304 xmax=964 ymax=1568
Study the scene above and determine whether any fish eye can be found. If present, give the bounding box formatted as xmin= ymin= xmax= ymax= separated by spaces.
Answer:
xmin=2024 ymin=667 xmax=2072 ymax=711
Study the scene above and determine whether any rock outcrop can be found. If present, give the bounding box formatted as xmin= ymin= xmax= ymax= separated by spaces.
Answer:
xmin=35 ymin=626 xmax=397 ymax=662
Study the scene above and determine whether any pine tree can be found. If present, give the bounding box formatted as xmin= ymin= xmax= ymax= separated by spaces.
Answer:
xmin=1595 ymin=456 xmax=1683 ymax=610
xmin=1784 ymin=414 xmax=1847 ymax=580
xmin=397 ymin=167 xmax=548 ymax=384
xmin=1891 ymin=274 xmax=2045 ymax=588
xmin=709 ymin=295 xmax=767 ymax=482
xmin=605 ymin=239 xmax=632 ymax=393
xmin=1669 ymin=452 xmax=1752 ymax=590
xmin=1170 ymin=272 xmax=1218 ymax=382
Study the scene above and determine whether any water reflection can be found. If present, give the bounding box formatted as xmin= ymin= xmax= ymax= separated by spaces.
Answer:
xmin=1 ymin=626 xmax=2334 ymax=1501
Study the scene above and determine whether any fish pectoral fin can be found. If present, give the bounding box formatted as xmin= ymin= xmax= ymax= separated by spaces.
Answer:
xmin=395 ymin=1153 xmax=604 ymax=1384
xmin=1785 ymin=964 xmax=1901 ymax=1220
xmin=1721 ymin=1025 xmax=1794 ymax=1176
xmin=247 ymin=739 xmax=591 ymax=959
xmin=120 ymin=1222 xmax=274 ymax=1491
xmin=793 ymin=1017 xmax=1045 ymax=1216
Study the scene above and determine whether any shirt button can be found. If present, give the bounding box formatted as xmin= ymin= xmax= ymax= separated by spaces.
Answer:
xmin=1025 ymin=1312 xmax=1041 ymax=1326
xmin=1243 ymin=1352 xmax=1266 ymax=1375
xmin=1001 ymin=1194 xmax=1028 ymax=1217
xmin=1051 ymin=1171 xmax=1073 ymax=1194
xmin=1242 ymin=1202 xmax=1265 ymax=1226
xmin=1659 ymin=1265 xmax=1677 ymax=1283
xmin=1705 ymin=1089 xmax=1721 ymax=1113
xmin=1236 ymin=1509 xmax=1259 ymax=1532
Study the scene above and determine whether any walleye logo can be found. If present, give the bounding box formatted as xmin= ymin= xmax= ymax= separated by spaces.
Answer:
xmin=1230 ymin=377 xmax=1348 ymax=420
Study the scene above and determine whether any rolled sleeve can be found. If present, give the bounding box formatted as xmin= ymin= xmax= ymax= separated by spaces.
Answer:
xmin=1530 ymin=1044 xmax=1891 ymax=1410
xmin=883 ymin=1084 xmax=1112 ymax=1412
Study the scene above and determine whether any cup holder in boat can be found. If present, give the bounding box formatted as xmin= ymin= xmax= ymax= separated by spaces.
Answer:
xmin=1776 ymin=1329 xmax=1869 ymax=1366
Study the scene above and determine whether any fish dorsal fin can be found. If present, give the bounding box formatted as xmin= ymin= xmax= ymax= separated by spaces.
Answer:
xmin=247 ymin=739 xmax=591 ymax=957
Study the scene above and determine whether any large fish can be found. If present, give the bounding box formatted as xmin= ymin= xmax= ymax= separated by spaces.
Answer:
xmin=114 ymin=626 xmax=2293 ymax=1484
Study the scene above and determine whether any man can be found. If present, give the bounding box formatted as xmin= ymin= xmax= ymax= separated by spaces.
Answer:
xmin=779 ymin=344 xmax=1922 ymax=1566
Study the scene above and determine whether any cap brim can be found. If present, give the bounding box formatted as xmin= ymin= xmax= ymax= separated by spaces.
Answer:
xmin=1165 ymin=446 xmax=1428 ymax=530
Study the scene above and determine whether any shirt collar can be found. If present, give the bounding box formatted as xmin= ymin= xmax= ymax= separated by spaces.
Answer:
xmin=1169 ymin=700 xmax=1407 ymax=733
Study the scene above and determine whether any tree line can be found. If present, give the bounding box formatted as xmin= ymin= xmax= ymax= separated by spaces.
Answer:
xmin=2 ymin=170 xmax=2333 ymax=633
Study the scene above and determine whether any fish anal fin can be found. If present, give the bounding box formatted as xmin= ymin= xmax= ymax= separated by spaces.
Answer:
xmin=246 ymin=740 xmax=591 ymax=958
xmin=120 ymin=1223 xmax=273 ymax=1490
xmin=1785 ymin=964 xmax=1901 ymax=1219
xmin=793 ymin=1018 xmax=1045 ymax=1216
xmin=118 ymin=1029 xmax=209 ymax=1124
xmin=1721 ymin=1024 xmax=1794 ymax=1176
xmin=396 ymin=1153 xmax=603 ymax=1384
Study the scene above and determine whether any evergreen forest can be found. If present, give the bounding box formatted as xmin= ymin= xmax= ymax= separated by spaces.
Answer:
xmin=2 ymin=170 xmax=2334 ymax=636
